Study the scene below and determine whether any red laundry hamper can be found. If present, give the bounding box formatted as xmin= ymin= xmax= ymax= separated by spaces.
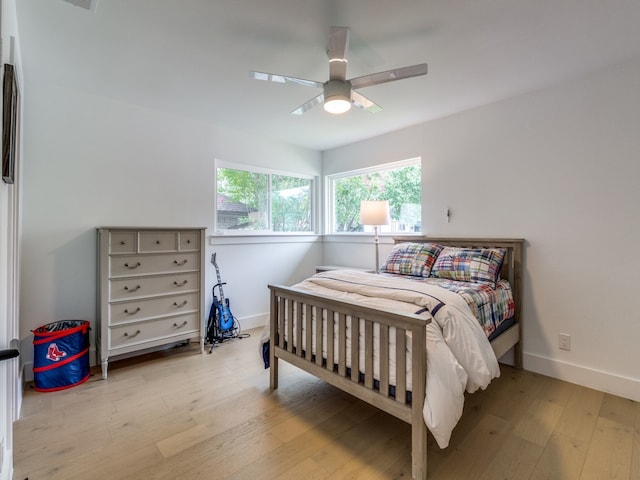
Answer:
xmin=32 ymin=320 xmax=91 ymax=392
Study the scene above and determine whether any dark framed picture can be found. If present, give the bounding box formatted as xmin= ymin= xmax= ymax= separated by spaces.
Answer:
xmin=2 ymin=63 xmax=18 ymax=184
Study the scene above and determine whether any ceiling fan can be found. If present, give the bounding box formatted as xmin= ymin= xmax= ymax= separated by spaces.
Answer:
xmin=250 ymin=26 xmax=428 ymax=115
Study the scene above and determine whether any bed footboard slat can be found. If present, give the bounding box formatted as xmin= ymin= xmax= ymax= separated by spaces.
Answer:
xmin=350 ymin=316 xmax=359 ymax=382
xmin=287 ymin=299 xmax=294 ymax=353
xmin=327 ymin=309 xmax=335 ymax=372
xmin=278 ymin=297 xmax=286 ymax=350
xmin=338 ymin=313 xmax=346 ymax=376
xmin=315 ymin=307 xmax=323 ymax=366
xmin=364 ymin=320 xmax=374 ymax=389
xmin=380 ymin=324 xmax=389 ymax=397
xmin=295 ymin=300 xmax=303 ymax=356
xmin=305 ymin=304 xmax=313 ymax=361
xmin=396 ymin=328 xmax=407 ymax=403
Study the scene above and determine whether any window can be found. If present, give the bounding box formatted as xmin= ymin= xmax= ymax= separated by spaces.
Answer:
xmin=215 ymin=162 xmax=314 ymax=233
xmin=328 ymin=158 xmax=421 ymax=234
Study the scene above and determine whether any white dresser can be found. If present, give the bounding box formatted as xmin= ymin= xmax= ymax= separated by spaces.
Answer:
xmin=96 ymin=227 xmax=206 ymax=378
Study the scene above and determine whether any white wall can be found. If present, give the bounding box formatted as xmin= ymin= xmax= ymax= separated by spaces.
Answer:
xmin=19 ymin=83 xmax=322 ymax=375
xmin=322 ymin=56 xmax=640 ymax=401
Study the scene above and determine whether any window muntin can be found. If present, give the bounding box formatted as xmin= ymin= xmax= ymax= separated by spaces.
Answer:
xmin=329 ymin=159 xmax=421 ymax=234
xmin=216 ymin=164 xmax=313 ymax=233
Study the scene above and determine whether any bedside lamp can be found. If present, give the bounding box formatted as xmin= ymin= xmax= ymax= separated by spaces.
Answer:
xmin=360 ymin=200 xmax=391 ymax=272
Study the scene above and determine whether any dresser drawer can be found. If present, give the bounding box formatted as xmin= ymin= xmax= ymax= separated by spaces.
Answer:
xmin=139 ymin=231 xmax=178 ymax=253
xmin=109 ymin=252 xmax=200 ymax=277
xmin=110 ymin=231 xmax=136 ymax=254
xmin=109 ymin=313 xmax=200 ymax=350
xmin=179 ymin=231 xmax=200 ymax=251
xmin=109 ymin=292 xmax=199 ymax=325
xmin=110 ymin=272 xmax=199 ymax=301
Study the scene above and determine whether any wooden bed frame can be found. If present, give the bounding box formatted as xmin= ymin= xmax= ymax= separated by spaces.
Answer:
xmin=268 ymin=237 xmax=523 ymax=480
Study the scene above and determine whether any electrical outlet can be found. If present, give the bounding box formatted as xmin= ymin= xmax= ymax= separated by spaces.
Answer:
xmin=559 ymin=333 xmax=571 ymax=351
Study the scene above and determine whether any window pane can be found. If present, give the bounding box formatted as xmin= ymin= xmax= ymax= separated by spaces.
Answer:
xmin=333 ymin=163 xmax=421 ymax=234
xmin=272 ymin=175 xmax=312 ymax=232
xmin=216 ymin=166 xmax=314 ymax=233
xmin=216 ymin=167 xmax=268 ymax=230
xmin=334 ymin=175 xmax=369 ymax=232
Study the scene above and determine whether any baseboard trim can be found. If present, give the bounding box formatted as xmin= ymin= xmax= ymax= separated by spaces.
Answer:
xmin=236 ymin=312 xmax=268 ymax=332
xmin=524 ymin=352 xmax=640 ymax=402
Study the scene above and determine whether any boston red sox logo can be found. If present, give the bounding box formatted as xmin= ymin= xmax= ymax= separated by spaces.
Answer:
xmin=46 ymin=343 xmax=67 ymax=362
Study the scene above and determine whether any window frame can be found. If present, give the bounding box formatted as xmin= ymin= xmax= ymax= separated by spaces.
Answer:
xmin=325 ymin=157 xmax=422 ymax=235
xmin=214 ymin=159 xmax=318 ymax=236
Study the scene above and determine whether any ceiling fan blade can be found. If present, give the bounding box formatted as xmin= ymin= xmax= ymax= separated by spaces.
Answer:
xmin=291 ymin=93 xmax=324 ymax=115
xmin=349 ymin=63 xmax=428 ymax=89
xmin=351 ymin=90 xmax=382 ymax=113
xmin=249 ymin=71 xmax=323 ymax=89
xmin=328 ymin=26 xmax=350 ymax=81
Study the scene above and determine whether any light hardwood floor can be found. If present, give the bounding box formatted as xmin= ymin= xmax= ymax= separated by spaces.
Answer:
xmin=13 ymin=328 xmax=640 ymax=479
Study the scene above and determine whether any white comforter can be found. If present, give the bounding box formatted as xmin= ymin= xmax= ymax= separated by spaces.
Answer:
xmin=261 ymin=270 xmax=500 ymax=448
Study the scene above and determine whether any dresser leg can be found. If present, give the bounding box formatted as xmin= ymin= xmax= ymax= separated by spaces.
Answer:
xmin=200 ymin=336 xmax=205 ymax=354
xmin=101 ymin=359 xmax=108 ymax=379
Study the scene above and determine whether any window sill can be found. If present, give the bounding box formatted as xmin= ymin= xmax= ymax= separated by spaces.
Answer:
xmin=323 ymin=233 xmax=423 ymax=244
xmin=208 ymin=232 xmax=423 ymax=245
xmin=209 ymin=234 xmax=322 ymax=245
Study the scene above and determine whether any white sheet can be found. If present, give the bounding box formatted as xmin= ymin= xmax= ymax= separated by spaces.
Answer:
xmin=261 ymin=270 xmax=500 ymax=448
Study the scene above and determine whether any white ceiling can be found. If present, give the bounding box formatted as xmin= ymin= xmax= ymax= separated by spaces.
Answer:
xmin=16 ymin=0 xmax=640 ymax=151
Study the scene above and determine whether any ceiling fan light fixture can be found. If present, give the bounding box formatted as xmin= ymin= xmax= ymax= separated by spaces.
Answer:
xmin=323 ymin=80 xmax=352 ymax=114
xmin=324 ymin=97 xmax=351 ymax=114
xmin=250 ymin=27 xmax=427 ymax=116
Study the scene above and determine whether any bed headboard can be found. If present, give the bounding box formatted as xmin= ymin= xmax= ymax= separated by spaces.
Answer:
xmin=392 ymin=236 xmax=524 ymax=325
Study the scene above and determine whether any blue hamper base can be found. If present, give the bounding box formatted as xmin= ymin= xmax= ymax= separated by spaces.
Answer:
xmin=33 ymin=320 xmax=91 ymax=392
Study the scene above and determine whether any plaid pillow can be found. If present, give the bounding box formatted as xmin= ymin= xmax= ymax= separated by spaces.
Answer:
xmin=380 ymin=242 xmax=444 ymax=277
xmin=431 ymin=247 xmax=506 ymax=287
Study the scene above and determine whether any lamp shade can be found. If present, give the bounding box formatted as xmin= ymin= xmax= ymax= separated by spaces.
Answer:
xmin=360 ymin=200 xmax=391 ymax=226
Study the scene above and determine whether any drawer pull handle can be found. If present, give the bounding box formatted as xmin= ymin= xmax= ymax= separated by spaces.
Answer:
xmin=156 ymin=240 xmax=161 ymax=244
xmin=124 ymin=307 xmax=141 ymax=315
xmin=124 ymin=262 xmax=141 ymax=269
xmin=173 ymin=300 xmax=188 ymax=308
xmin=186 ymin=240 xmax=191 ymax=244
xmin=124 ymin=330 xmax=141 ymax=338
xmin=173 ymin=280 xmax=188 ymax=287
xmin=174 ymin=259 xmax=188 ymax=266
xmin=120 ymin=241 xmax=126 ymax=245
xmin=173 ymin=321 xmax=188 ymax=328
xmin=124 ymin=285 xmax=141 ymax=292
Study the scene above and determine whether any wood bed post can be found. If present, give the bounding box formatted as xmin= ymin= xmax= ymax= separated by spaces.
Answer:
xmin=269 ymin=287 xmax=279 ymax=390
xmin=411 ymin=323 xmax=428 ymax=480
xmin=511 ymin=241 xmax=524 ymax=369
